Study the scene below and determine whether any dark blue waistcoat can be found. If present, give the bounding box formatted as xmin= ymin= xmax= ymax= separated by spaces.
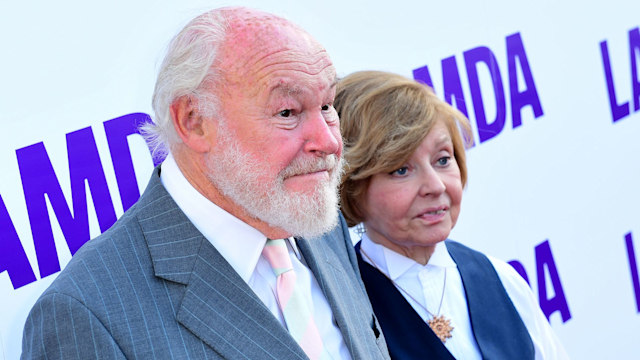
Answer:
xmin=356 ymin=240 xmax=534 ymax=360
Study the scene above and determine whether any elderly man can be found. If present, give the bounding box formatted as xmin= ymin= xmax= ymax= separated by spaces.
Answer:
xmin=21 ymin=7 xmax=389 ymax=360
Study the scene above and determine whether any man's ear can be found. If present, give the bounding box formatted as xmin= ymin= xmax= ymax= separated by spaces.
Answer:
xmin=169 ymin=95 xmax=215 ymax=153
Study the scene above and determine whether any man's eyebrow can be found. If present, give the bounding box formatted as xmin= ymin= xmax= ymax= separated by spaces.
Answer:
xmin=268 ymin=74 xmax=338 ymax=97
xmin=270 ymin=83 xmax=302 ymax=96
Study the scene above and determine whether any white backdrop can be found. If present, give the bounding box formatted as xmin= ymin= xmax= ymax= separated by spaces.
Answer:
xmin=1 ymin=1 xmax=639 ymax=358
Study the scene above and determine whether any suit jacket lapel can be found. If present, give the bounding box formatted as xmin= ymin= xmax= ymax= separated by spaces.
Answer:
xmin=296 ymin=231 xmax=361 ymax=354
xmin=175 ymin=240 xmax=307 ymax=359
xmin=136 ymin=168 xmax=307 ymax=359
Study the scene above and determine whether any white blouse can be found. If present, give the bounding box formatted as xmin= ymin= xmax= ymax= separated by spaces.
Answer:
xmin=359 ymin=233 xmax=569 ymax=360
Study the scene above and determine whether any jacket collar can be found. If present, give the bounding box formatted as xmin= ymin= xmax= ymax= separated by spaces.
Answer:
xmin=135 ymin=167 xmax=307 ymax=359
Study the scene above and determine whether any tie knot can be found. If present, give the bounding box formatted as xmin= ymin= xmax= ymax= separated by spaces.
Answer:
xmin=263 ymin=238 xmax=293 ymax=276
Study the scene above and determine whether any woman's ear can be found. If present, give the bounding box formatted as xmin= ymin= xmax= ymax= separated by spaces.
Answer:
xmin=169 ymin=95 xmax=216 ymax=153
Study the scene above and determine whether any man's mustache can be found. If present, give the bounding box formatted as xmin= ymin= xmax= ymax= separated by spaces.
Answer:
xmin=280 ymin=155 xmax=341 ymax=179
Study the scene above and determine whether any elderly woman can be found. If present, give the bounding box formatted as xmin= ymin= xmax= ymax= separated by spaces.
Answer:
xmin=335 ymin=71 xmax=567 ymax=359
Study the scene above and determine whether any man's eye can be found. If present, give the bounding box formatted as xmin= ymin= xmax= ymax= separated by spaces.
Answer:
xmin=390 ymin=167 xmax=409 ymax=176
xmin=279 ymin=109 xmax=292 ymax=117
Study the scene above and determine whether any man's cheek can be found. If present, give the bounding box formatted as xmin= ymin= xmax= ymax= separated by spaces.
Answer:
xmin=333 ymin=131 xmax=344 ymax=153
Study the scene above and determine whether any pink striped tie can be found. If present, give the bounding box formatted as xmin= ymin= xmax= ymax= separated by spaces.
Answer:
xmin=262 ymin=239 xmax=325 ymax=360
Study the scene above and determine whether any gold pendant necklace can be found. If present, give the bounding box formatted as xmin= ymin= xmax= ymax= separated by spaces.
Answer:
xmin=427 ymin=315 xmax=454 ymax=343
xmin=360 ymin=247 xmax=454 ymax=343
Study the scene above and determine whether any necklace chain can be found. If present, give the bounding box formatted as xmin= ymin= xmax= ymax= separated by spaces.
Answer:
xmin=360 ymin=246 xmax=454 ymax=342
xmin=359 ymin=247 xmax=446 ymax=317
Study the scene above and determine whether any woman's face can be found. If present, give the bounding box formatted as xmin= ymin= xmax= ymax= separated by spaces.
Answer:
xmin=362 ymin=120 xmax=463 ymax=256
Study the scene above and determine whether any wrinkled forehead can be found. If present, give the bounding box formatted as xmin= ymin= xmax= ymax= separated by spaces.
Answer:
xmin=224 ymin=7 xmax=296 ymax=39
xmin=217 ymin=9 xmax=333 ymax=83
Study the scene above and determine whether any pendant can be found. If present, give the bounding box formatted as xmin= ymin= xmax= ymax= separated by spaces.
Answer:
xmin=428 ymin=315 xmax=454 ymax=343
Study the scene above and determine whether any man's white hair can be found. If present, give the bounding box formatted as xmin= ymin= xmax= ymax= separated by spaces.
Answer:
xmin=141 ymin=9 xmax=231 ymax=159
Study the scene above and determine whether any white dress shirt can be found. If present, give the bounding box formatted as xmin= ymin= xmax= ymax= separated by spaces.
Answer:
xmin=160 ymin=154 xmax=351 ymax=359
xmin=359 ymin=232 xmax=569 ymax=360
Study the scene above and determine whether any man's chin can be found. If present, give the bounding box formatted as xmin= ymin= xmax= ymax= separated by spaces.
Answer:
xmin=268 ymin=189 xmax=340 ymax=238
xmin=283 ymin=211 xmax=340 ymax=239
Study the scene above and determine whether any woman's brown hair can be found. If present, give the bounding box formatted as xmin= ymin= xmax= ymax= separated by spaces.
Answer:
xmin=335 ymin=71 xmax=473 ymax=227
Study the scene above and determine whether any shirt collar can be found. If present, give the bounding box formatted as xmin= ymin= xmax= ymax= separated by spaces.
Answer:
xmin=160 ymin=153 xmax=299 ymax=283
xmin=360 ymin=230 xmax=456 ymax=281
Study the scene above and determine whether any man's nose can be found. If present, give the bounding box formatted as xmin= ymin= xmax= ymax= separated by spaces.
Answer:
xmin=302 ymin=110 xmax=340 ymax=156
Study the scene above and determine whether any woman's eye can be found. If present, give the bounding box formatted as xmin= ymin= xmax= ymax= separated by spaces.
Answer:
xmin=437 ymin=156 xmax=451 ymax=166
xmin=390 ymin=166 xmax=409 ymax=176
xmin=321 ymin=104 xmax=331 ymax=111
xmin=279 ymin=109 xmax=292 ymax=117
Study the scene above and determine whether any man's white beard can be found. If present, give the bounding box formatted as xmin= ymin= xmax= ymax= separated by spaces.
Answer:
xmin=205 ymin=129 xmax=343 ymax=239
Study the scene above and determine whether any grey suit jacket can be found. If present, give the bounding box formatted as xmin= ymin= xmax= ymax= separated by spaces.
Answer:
xmin=22 ymin=167 xmax=389 ymax=359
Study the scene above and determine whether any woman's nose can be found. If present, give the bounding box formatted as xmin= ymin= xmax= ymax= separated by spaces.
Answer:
xmin=418 ymin=166 xmax=446 ymax=197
